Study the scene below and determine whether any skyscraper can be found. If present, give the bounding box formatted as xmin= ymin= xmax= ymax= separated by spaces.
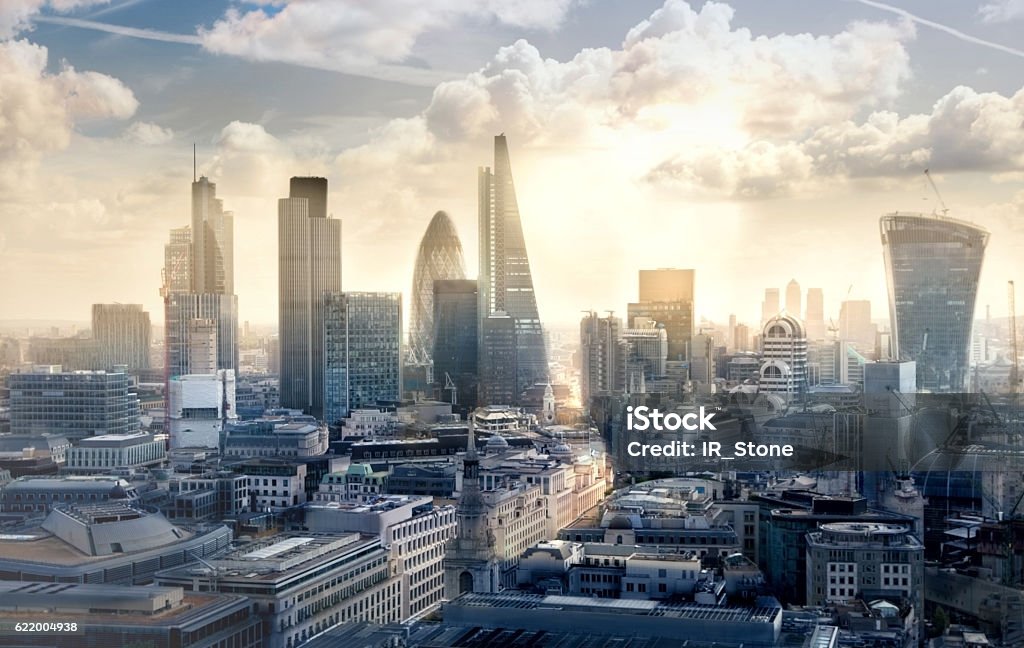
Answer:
xmin=785 ymin=279 xmax=801 ymax=318
xmin=409 ymin=211 xmax=467 ymax=367
xmin=805 ymin=288 xmax=826 ymax=340
xmin=881 ymin=213 xmax=988 ymax=392
xmin=433 ymin=279 xmax=478 ymax=410
xmin=628 ymin=268 xmax=695 ymax=362
xmin=838 ymin=300 xmax=874 ymax=351
xmin=191 ymin=176 xmax=234 ymax=295
xmin=163 ymin=175 xmax=238 ymax=387
xmin=92 ymin=303 xmax=151 ymax=370
xmin=478 ymin=313 xmax=517 ymax=407
xmin=278 ymin=177 xmax=342 ymax=417
xmin=478 ymin=135 xmax=547 ymax=397
xmin=322 ymin=292 xmax=403 ymax=424
xmin=580 ymin=311 xmax=622 ymax=405
xmin=762 ymin=288 xmax=780 ymax=325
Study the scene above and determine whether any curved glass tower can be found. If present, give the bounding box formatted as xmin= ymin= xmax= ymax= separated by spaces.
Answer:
xmin=408 ymin=210 xmax=467 ymax=365
xmin=881 ymin=213 xmax=988 ymax=392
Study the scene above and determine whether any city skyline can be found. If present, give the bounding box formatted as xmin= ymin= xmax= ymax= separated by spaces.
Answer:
xmin=3 ymin=1 xmax=1024 ymax=331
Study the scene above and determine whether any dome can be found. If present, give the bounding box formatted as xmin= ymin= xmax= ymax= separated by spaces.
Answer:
xmin=109 ymin=483 xmax=129 ymax=500
xmin=485 ymin=435 xmax=509 ymax=449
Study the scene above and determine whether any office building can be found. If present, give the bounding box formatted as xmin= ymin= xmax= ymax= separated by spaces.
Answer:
xmin=165 ymin=293 xmax=238 ymax=376
xmin=322 ymin=292 xmax=403 ymax=424
xmin=785 ymin=279 xmax=801 ymax=317
xmin=580 ymin=311 xmax=622 ymax=405
xmin=162 ymin=225 xmax=192 ymax=296
xmin=628 ymin=268 xmax=695 ymax=362
xmin=838 ymin=299 xmax=874 ymax=352
xmin=0 ymin=582 xmax=263 ymax=648
xmin=762 ymin=287 xmax=780 ymax=325
xmin=758 ymin=315 xmax=808 ymax=400
xmin=157 ymin=532 xmax=400 ymax=648
xmin=806 ymin=287 xmax=826 ymax=340
xmin=64 ymin=431 xmax=165 ymax=473
xmin=881 ymin=213 xmax=989 ymax=391
xmin=168 ymin=370 xmax=237 ymax=449
xmin=478 ymin=135 xmax=548 ymax=395
xmin=409 ymin=211 xmax=467 ymax=368
xmin=621 ymin=325 xmax=668 ymax=381
xmin=279 ymin=176 xmax=342 ymax=418
xmin=478 ymin=313 xmax=517 ymax=406
xmin=191 ymin=175 xmax=234 ymax=295
xmin=7 ymin=367 xmax=140 ymax=440
xmin=91 ymin=303 xmax=151 ymax=370
xmin=223 ymin=413 xmax=328 ymax=458
xmin=433 ymin=279 xmax=478 ymax=410
xmin=805 ymin=522 xmax=923 ymax=611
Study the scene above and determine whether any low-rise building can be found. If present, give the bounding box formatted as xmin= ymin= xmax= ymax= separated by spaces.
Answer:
xmin=64 ymin=431 xmax=166 ymax=474
xmin=224 ymin=414 xmax=328 ymax=458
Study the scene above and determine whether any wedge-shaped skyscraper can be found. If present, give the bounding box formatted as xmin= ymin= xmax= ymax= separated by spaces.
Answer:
xmin=478 ymin=135 xmax=547 ymax=398
xmin=409 ymin=211 xmax=466 ymax=366
xmin=881 ymin=213 xmax=988 ymax=392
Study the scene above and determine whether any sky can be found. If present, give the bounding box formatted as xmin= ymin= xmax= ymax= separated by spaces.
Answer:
xmin=1 ymin=0 xmax=1024 ymax=331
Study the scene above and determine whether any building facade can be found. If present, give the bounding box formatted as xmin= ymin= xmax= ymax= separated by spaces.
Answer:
xmin=758 ymin=315 xmax=808 ymax=400
xmin=91 ymin=303 xmax=151 ymax=370
xmin=408 ymin=211 xmax=467 ymax=368
xmin=323 ymin=292 xmax=403 ymax=424
xmin=881 ymin=213 xmax=988 ymax=391
xmin=433 ymin=279 xmax=478 ymax=410
xmin=278 ymin=176 xmax=342 ymax=418
xmin=478 ymin=135 xmax=548 ymax=396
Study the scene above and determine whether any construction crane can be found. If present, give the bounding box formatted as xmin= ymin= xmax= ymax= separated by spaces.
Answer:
xmin=444 ymin=372 xmax=458 ymax=406
xmin=1010 ymin=280 xmax=1020 ymax=395
xmin=924 ymin=168 xmax=949 ymax=216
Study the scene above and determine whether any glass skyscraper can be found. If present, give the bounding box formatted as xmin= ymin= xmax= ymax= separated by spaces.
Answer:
xmin=478 ymin=135 xmax=547 ymax=399
xmin=433 ymin=279 xmax=478 ymax=410
xmin=323 ymin=292 xmax=403 ymax=424
xmin=881 ymin=213 xmax=988 ymax=392
xmin=278 ymin=177 xmax=342 ymax=418
xmin=409 ymin=211 xmax=467 ymax=366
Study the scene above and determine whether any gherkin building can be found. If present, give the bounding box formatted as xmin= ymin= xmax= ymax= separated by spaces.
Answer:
xmin=409 ymin=211 xmax=467 ymax=365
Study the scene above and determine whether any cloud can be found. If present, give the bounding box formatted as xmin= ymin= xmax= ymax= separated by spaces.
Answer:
xmin=122 ymin=121 xmax=174 ymax=145
xmin=0 ymin=38 xmax=137 ymax=189
xmin=979 ymin=0 xmax=1024 ymax=23
xmin=0 ymin=0 xmax=109 ymax=39
xmin=196 ymin=0 xmax=582 ymax=84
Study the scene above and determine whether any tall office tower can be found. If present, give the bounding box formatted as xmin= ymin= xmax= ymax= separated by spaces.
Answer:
xmin=758 ymin=314 xmax=808 ymax=400
xmin=627 ymin=268 xmax=695 ymax=362
xmin=191 ymin=176 xmax=234 ymax=295
xmin=433 ymin=279 xmax=478 ymax=411
xmin=728 ymin=314 xmax=737 ymax=351
xmin=579 ymin=312 xmax=622 ymax=405
xmin=690 ymin=332 xmax=716 ymax=385
xmin=165 ymin=294 xmax=238 ymax=377
xmin=8 ymin=366 xmax=141 ymax=440
xmin=478 ymin=313 xmax=517 ymax=407
xmin=881 ymin=213 xmax=989 ymax=392
xmin=478 ymin=135 xmax=547 ymax=397
xmin=838 ymin=299 xmax=875 ymax=354
xmin=762 ymin=288 xmax=780 ymax=325
xmin=785 ymin=279 xmax=801 ymax=318
xmin=409 ymin=211 xmax=467 ymax=368
xmin=621 ymin=326 xmax=668 ymax=381
xmin=278 ymin=177 xmax=342 ymax=417
xmin=322 ymin=292 xmax=402 ymax=424
xmin=91 ymin=304 xmax=151 ymax=371
xmin=805 ymin=288 xmax=826 ymax=340
xmin=734 ymin=323 xmax=751 ymax=352
xmin=162 ymin=226 xmax=192 ymax=295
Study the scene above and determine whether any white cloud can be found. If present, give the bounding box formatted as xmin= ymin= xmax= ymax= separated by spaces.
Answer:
xmin=0 ymin=0 xmax=109 ymax=39
xmin=979 ymin=0 xmax=1024 ymax=23
xmin=197 ymin=0 xmax=583 ymax=82
xmin=0 ymin=38 xmax=137 ymax=189
xmin=122 ymin=121 xmax=174 ymax=145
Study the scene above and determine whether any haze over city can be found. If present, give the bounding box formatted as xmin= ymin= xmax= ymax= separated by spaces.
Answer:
xmin=2 ymin=0 xmax=1024 ymax=328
